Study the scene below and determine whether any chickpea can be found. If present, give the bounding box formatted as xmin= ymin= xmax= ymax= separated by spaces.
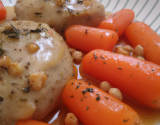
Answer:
xmin=72 ymin=51 xmax=83 ymax=61
xmin=134 ymin=45 xmax=144 ymax=57
xmin=65 ymin=113 xmax=79 ymax=125
xmin=108 ymin=88 xmax=123 ymax=101
xmin=100 ymin=81 xmax=112 ymax=92
xmin=137 ymin=56 xmax=145 ymax=60
xmin=69 ymin=48 xmax=84 ymax=62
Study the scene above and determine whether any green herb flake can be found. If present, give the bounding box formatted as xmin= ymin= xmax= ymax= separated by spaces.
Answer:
xmin=30 ymin=29 xmax=41 ymax=33
xmin=118 ymin=68 xmax=122 ymax=70
xmin=71 ymin=83 xmax=74 ymax=85
xmin=57 ymin=10 xmax=61 ymax=13
xmin=116 ymin=28 xmax=118 ymax=32
xmin=81 ymin=99 xmax=83 ymax=101
xmin=94 ymin=53 xmax=97 ymax=59
xmin=105 ymin=97 xmax=109 ymax=100
xmin=88 ymin=83 xmax=91 ymax=86
xmin=153 ymin=100 xmax=157 ymax=104
xmin=72 ymin=74 xmax=75 ymax=77
xmin=82 ymin=88 xmax=93 ymax=95
xmin=112 ymin=14 xmax=117 ymax=17
xmin=82 ymin=90 xmax=87 ymax=95
xmin=0 ymin=48 xmax=5 ymax=57
xmin=23 ymin=86 xmax=30 ymax=93
xmin=123 ymin=119 xmax=129 ymax=123
xmin=67 ymin=8 xmax=74 ymax=15
xmin=152 ymin=68 xmax=155 ymax=71
xmin=0 ymin=96 xmax=4 ymax=102
xmin=0 ymin=42 xmax=3 ymax=46
xmin=35 ymin=12 xmax=42 ymax=15
xmin=20 ymin=99 xmax=27 ymax=101
xmin=77 ymin=1 xmax=83 ymax=4
xmin=86 ymin=88 xmax=93 ymax=93
xmin=70 ymin=95 xmax=73 ymax=98
xmin=9 ymin=24 xmax=20 ymax=38
xmin=86 ymin=106 xmax=89 ymax=111
xmin=76 ymin=85 xmax=80 ymax=89
xmin=85 ymin=29 xmax=88 ymax=34
xmin=96 ymin=94 xmax=100 ymax=101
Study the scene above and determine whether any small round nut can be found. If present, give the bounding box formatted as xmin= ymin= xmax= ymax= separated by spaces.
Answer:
xmin=114 ymin=45 xmax=134 ymax=56
xmin=100 ymin=81 xmax=112 ymax=92
xmin=108 ymin=88 xmax=123 ymax=101
xmin=72 ymin=51 xmax=83 ymax=61
xmin=65 ymin=113 xmax=79 ymax=125
xmin=134 ymin=45 xmax=144 ymax=57
xmin=137 ymin=56 xmax=145 ymax=60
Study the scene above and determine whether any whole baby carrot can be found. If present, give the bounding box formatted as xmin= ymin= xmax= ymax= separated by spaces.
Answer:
xmin=124 ymin=22 xmax=160 ymax=65
xmin=82 ymin=49 xmax=160 ymax=109
xmin=98 ymin=9 xmax=135 ymax=37
xmin=0 ymin=1 xmax=6 ymax=20
xmin=62 ymin=79 xmax=140 ymax=125
xmin=15 ymin=119 xmax=50 ymax=125
xmin=65 ymin=25 xmax=118 ymax=53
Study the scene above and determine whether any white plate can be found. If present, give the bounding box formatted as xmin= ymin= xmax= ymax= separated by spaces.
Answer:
xmin=2 ymin=0 xmax=160 ymax=35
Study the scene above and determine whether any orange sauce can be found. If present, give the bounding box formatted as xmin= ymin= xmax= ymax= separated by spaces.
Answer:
xmin=3 ymin=5 xmax=160 ymax=125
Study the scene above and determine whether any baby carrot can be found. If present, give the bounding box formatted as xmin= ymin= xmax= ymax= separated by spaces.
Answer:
xmin=82 ymin=49 xmax=160 ymax=109
xmin=0 ymin=1 xmax=6 ymax=20
xmin=15 ymin=119 xmax=50 ymax=125
xmin=62 ymin=79 xmax=140 ymax=125
xmin=98 ymin=9 xmax=135 ymax=37
xmin=65 ymin=25 xmax=118 ymax=53
xmin=124 ymin=22 xmax=160 ymax=65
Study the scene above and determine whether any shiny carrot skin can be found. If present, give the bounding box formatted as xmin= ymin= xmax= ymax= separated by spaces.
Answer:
xmin=15 ymin=120 xmax=50 ymax=125
xmin=62 ymin=79 xmax=140 ymax=125
xmin=82 ymin=49 xmax=160 ymax=109
xmin=98 ymin=9 xmax=135 ymax=37
xmin=124 ymin=22 xmax=160 ymax=65
xmin=0 ymin=1 xmax=6 ymax=20
xmin=65 ymin=25 xmax=118 ymax=53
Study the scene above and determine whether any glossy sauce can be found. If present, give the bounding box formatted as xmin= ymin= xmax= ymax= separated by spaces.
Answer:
xmin=3 ymin=6 xmax=160 ymax=125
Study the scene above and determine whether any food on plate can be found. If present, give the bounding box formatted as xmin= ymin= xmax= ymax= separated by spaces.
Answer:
xmin=64 ymin=113 xmax=79 ymax=125
xmin=0 ymin=21 xmax=74 ymax=125
xmin=15 ymin=119 xmax=50 ymax=125
xmin=100 ymin=81 xmax=112 ymax=92
xmin=108 ymin=88 xmax=123 ymax=101
xmin=62 ymin=79 xmax=140 ymax=125
xmin=0 ymin=1 xmax=6 ymax=20
xmin=65 ymin=25 xmax=118 ymax=53
xmin=1 ymin=1 xmax=160 ymax=124
xmin=14 ymin=0 xmax=105 ymax=35
xmin=98 ymin=9 xmax=135 ymax=37
xmin=114 ymin=44 xmax=144 ymax=59
xmin=82 ymin=49 xmax=160 ymax=109
xmin=124 ymin=22 xmax=160 ymax=65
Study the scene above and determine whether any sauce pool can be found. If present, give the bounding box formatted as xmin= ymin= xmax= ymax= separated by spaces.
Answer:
xmin=3 ymin=5 xmax=160 ymax=125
